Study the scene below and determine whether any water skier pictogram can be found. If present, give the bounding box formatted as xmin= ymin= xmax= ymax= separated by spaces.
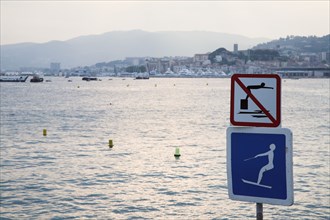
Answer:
xmin=241 ymin=143 xmax=276 ymax=189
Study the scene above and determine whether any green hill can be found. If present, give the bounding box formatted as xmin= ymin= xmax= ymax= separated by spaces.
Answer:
xmin=253 ymin=35 xmax=330 ymax=53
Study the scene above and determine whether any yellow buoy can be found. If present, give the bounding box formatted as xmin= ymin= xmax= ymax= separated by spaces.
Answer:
xmin=43 ymin=129 xmax=47 ymax=136
xmin=174 ymin=147 xmax=181 ymax=157
xmin=109 ymin=139 xmax=114 ymax=148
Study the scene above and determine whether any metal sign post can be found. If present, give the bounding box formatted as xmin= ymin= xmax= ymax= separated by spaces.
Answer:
xmin=256 ymin=203 xmax=263 ymax=220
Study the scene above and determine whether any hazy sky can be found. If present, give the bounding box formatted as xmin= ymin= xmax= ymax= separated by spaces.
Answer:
xmin=1 ymin=1 xmax=329 ymax=45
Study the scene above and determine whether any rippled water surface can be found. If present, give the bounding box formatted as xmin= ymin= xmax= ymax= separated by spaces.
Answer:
xmin=1 ymin=77 xmax=329 ymax=219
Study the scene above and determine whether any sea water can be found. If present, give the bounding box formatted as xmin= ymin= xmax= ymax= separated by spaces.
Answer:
xmin=0 ymin=77 xmax=329 ymax=219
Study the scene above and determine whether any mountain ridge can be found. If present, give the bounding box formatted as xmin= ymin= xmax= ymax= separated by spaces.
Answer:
xmin=1 ymin=30 xmax=270 ymax=70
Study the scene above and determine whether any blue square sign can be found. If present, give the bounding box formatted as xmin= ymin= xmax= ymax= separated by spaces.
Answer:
xmin=227 ymin=127 xmax=293 ymax=206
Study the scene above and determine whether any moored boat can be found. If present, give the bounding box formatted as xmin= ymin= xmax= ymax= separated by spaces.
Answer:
xmin=0 ymin=75 xmax=29 ymax=82
xmin=30 ymin=75 xmax=44 ymax=82
xmin=135 ymin=72 xmax=149 ymax=80
xmin=82 ymin=77 xmax=98 ymax=81
xmin=135 ymin=76 xmax=150 ymax=80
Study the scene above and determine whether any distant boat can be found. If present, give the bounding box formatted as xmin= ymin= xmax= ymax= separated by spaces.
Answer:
xmin=178 ymin=68 xmax=193 ymax=76
xmin=135 ymin=72 xmax=149 ymax=80
xmin=82 ymin=77 xmax=98 ymax=81
xmin=0 ymin=74 xmax=29 ymax=82
xmin=164 ymin=68 xmax=175 ymax=76
xmin=149 ymin=70 xmax=159 ymax=76
xmin=30 ymin=75 xmax=44 ymax=82
xmin=135 ymin=76 xmax=149 ymax=80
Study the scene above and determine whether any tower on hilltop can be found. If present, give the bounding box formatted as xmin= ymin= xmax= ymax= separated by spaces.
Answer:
xmin=234 ymin=44 xmax=238 ymax=53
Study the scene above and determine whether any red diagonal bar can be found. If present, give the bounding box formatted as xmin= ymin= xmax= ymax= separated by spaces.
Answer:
xmin=235 ymin=77 xmax=276 ymax=124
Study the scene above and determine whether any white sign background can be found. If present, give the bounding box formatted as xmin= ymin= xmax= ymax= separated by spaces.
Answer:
xmin=230 ymin=74 xmax=281 ymax=127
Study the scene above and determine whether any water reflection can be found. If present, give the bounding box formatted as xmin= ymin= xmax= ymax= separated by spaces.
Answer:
xmin=0 ymin=78 xmax=329 ymax=219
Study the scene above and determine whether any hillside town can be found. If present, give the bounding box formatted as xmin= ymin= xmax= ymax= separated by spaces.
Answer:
xmin=60 ymin=43 xmax=330 ymax=78
xmin=3 ymin=36 xmax=330 ymax=79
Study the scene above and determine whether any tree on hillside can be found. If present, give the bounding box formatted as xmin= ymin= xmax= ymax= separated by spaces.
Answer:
xmin=126 ymin=65 xmax=146 ymax=73
xmin=249 ymin=49 xmax=280 ymax=61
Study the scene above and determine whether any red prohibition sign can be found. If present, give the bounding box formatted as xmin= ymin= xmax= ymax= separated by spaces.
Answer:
xmin=230 ymin=74 xmax=281 ymax=127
